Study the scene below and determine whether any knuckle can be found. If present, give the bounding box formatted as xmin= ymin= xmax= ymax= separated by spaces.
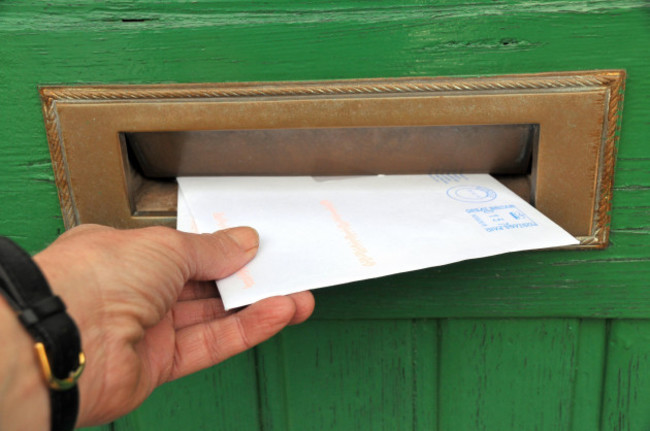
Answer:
xmin=203 ymin=231 xmax=233 ymax=255
xmin=143 ymin=225 xmax=182 ymax=245
xmin=141 ymin=226 xmax=193 ymax=277
xmin=58 ymin=223 xmax=112 ymax=240
xmin=233 ymin=314 xmax=253 ymax=350
xmin=203 ymin=323 xmax=226 ymax=364
xmin=199 ymin=231 xmax=244 ymax=275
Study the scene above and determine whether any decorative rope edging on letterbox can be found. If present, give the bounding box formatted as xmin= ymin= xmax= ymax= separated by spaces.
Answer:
xmin=41 ymin=74 xmax=618 ymax=102
xmin=41 ymin=96 xmax=77 ymax=229
xmin=592 ymin=74 xmax=626 ymax=247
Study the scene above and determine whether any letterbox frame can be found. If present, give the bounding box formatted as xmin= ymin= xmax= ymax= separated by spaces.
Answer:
xmin=40 ymin=70 xmax=625 ymax=248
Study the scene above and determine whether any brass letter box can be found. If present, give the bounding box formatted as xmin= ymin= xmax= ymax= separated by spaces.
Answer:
xmin=41 ymin=70 xmax=625 ymax=248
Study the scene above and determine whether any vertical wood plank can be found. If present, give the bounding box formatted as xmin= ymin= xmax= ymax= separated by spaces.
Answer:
xmin=412 ymin=319 xmax=438 ymax=431
xmin=569 ymin=320 xmax=607 ymax=431
xmin=112 ymin=351 xmax=260 ymax=431
xmin=256 ymin=333 xmax=291 ymax=430
xmin=601 ymin=320 xmax=650 ymax=431
xmin=438 ymin=319 xmax=579 ymax=431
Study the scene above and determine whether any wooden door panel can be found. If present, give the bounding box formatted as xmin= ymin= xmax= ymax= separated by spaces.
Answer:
xmin=438 ymin=319 xmax=586 ymax=430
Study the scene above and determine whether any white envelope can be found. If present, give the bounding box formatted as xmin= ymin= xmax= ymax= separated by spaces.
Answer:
xmin=178 ymin=174 xmax=578 ymax=309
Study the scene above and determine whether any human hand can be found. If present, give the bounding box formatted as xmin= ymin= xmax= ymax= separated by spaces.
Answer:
xmin=31 ymin=224 xmax=314 ymax=427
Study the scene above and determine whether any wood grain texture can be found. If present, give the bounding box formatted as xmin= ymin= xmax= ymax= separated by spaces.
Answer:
xmin=438 ymin=319 xmax=579 ymax=430
xmin=258 ymin=321 xmax=418 ymax=430
xmin=601 ymin=320 xmax=650 ymax=431
xmin=570 ymin=320 xmax=607 ymax=431
xmin=111 ymin=351 xmax=261 ymax=431
xmin=1 ymin=1 xmax=649 ymax=430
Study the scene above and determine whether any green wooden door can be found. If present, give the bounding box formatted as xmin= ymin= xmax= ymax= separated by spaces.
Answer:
xmin=2 ymin=1 xmax=650 ymax=430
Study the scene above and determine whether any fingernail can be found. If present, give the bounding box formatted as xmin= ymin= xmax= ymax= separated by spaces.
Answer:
xmin=224 ymin=227 xmax=259 ymax=251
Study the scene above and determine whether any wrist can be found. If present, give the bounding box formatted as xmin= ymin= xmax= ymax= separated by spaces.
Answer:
xmin=0 ymin=236 xmax=84 ymax=431
xmin=0 ymin=296 xmax=49 ymax=431
xmin=32 ymin=252 xmax=93 ymax=427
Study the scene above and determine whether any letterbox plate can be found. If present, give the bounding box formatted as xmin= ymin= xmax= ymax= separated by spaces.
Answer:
xmin=40 ymin=70 xmax=625 ymax=248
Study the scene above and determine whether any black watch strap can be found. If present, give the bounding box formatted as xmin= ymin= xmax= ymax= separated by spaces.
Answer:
xmin=0 ymin=237 xmax=84 ymax=431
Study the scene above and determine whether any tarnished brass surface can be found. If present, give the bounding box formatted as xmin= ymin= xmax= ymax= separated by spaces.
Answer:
xmin=40 ymin=70 xmax=625 ymax=248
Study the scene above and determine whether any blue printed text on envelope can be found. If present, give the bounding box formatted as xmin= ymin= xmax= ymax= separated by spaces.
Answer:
xmin=466 ymin=205 xmax=538 ymax=232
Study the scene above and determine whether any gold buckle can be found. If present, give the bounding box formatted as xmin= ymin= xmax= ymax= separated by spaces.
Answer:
xmin=34 ymin=342 xmax=86 ymax=391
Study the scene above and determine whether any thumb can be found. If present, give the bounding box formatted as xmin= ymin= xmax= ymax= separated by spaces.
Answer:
xmin=181 ymin=227 xmax=259 ymax=281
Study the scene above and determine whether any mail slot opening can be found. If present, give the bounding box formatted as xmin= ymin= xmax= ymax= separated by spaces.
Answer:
xmin=122 ymin=123 xmax=538 ymax=217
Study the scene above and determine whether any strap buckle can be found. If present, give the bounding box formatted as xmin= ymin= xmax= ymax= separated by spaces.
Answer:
xmin=34 ymin=342 xmax=86 ymax=391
